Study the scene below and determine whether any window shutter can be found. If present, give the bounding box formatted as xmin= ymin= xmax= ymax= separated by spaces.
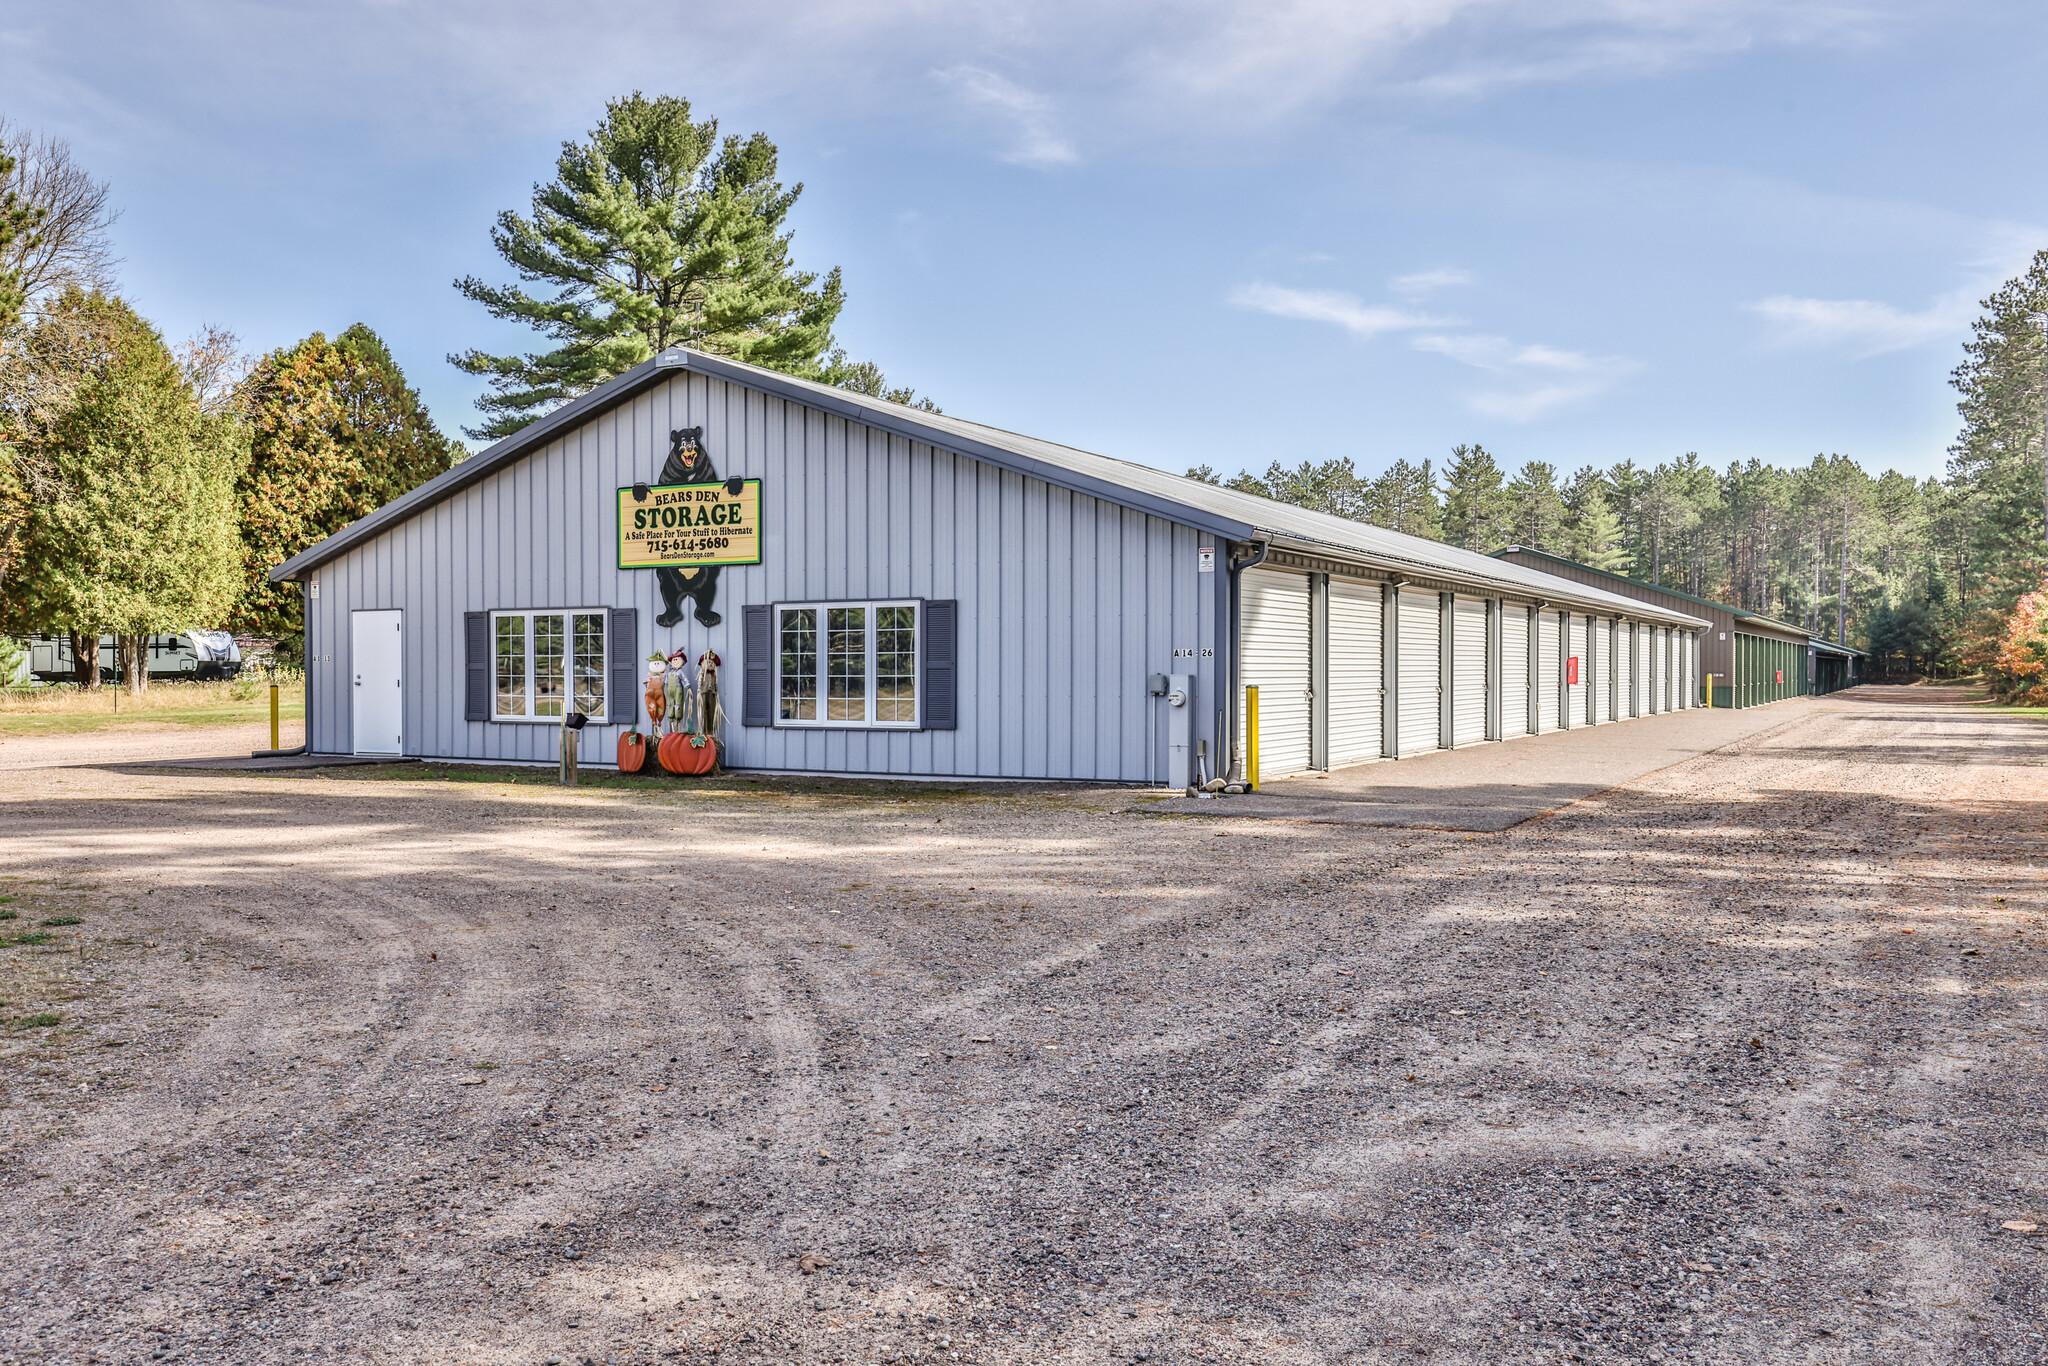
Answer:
xmin=922 ymin=599 xmax=958 ymax=731
xmin=742 ymin=603 xmax=773 ymax=727
xmin=464 ymin=611 xmax=489 ymax=722
xmin=607 ymin=608 xmax=638 ymax=724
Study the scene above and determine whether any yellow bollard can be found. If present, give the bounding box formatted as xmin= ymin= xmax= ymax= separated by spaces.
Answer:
xmin=1704 ymin=673 xmax=1714 ymax=708
xmin=1245 ymin=685 xmax=1261 ymax=791
xmin=270 ymin=681 xmax=280 ymax=751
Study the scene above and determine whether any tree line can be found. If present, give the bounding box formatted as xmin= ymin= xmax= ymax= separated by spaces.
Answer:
xmin=1198 ymin=251 xmax=2048 ymax=680
xmin=0 ymin=94 xmax=931 ymax=689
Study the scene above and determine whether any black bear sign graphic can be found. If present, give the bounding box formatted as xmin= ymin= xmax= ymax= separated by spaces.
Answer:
xmin=636 ymin=427 xmax=747 ymax=629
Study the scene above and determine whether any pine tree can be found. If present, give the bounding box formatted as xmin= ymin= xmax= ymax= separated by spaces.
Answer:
xmin=0 ymin=149 xmax=44 ymax=334
xmin=1948 ymin=248 xmax=2048 ymax=617
xmin=453 ymin=92 xmax=927 ymax=439
xmin=1567 ymin=477 xmax=1628 ymax=571
xmin=6 ymin=291 xmax=245 ymax=689
xmin=1504 ymin=461 xmax=1566 ymax=551
xmin=1439 ymin=444 xmax=1509 ymax=551
xmin=235 ymin=325 xmax=460 ymax=635
xmin=1368 ymin=459 xmax=1441 ymax=540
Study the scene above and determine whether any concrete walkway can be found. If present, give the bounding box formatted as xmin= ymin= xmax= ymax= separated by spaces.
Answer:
xmin=1176 ymin=697 xmax=1819 ymax=830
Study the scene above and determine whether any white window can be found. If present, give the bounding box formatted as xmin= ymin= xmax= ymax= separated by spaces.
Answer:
xmin=491 ymin=609 xmax=606 ymax=721
xmin=776 ymin=600 xmax=919 ymax=727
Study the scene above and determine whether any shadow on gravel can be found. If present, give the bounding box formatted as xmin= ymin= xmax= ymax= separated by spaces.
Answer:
xmin=5 ymin=726 xmax=2046 ymax=1366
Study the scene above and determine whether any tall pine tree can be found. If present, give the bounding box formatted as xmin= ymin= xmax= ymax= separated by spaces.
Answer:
xmin=453 ymin=92 xmax=928 ymax=439
xmin=1439 ymin=443 xmax=1510 ymax=551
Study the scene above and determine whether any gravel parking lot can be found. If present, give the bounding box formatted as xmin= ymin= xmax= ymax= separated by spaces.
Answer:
xmin=1 ymin=687 xmax=2043 ymax=1365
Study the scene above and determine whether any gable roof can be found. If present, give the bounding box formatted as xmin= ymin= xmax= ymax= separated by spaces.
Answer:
xmin=267 ymin=348 xmax=1705 ymax=627
xmin=1492 ymin=545 xmax=1803 ymax=637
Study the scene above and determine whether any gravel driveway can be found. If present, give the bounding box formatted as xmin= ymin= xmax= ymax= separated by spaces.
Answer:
xmin=1 ymin=687 xmax=2042 ymax=1365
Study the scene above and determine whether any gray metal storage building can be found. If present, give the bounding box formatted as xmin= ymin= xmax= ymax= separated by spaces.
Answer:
xmin=272 ymin=347 xmax=1710 ymax=783
xmin=1491 ymin=547 xmax=1839 ymax=707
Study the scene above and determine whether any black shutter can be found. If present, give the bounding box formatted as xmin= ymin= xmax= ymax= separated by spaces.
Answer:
xmin=607 ymin=608 xmax=638 ymax=724
xmin=742 ymin=603 xmax=772 ymax=727
xmin=464 ymin=611 xmax=489 ymax=722
xmin=922 ymin=599 xmax=957 ymax=731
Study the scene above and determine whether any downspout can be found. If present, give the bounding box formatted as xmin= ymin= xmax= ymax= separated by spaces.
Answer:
xmin=1224 ymin=538 xmax=1272 ymax=781
xmin=253 ymin=576 xmax=310 ymax=758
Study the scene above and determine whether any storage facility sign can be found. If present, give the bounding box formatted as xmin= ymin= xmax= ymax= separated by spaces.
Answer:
xmin=617 ymin=480 xmax=764 ymax=569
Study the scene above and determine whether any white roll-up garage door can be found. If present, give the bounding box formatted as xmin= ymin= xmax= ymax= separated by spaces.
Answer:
xmin=1566 ymin=614 xmax=1589 ymax=727
xmin=1677 ymin=632 xmax=1691 ymax=709
xmin=1687 ymin=632 xmax=1699 ymax=707
xmin=1591 ymin=618 xmax=1611 ymax=723
xmin=1635 ymin=623 xmax=1652 ymax=715
xmin=1536 ymin=610 xmax=1561 ymax=733
xmin=1240 ymin=568 xmax=1311 ymax=779
xmin=1327 ymin=578 xmax=1383 ymax=768
xmin=1499 ymin=606 xmax=1530 ymax=739
xmin=1395 ymin=589 xmax=1441 ymax=756
xmin=1625 ymin=624 xmax=1638 ymax=719
xmin=1451 ymin=596 xmax=1487 ymax=747
xmin=1652 ymin=626 xmax=1669 ymax=713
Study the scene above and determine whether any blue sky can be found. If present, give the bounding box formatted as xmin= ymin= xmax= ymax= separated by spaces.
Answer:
xmin=4 ymin=1 xmax=2041 ymax=483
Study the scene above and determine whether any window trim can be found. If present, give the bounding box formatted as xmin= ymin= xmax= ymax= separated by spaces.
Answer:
xmin=772 ymin=598 xmax=922 ymax=730
xmin=488 ymin=607 xmax=610 ymax=723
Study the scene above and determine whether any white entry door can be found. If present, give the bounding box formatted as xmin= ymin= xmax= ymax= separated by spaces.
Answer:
xmin=352 ymin=610 xmax=403 ymax=755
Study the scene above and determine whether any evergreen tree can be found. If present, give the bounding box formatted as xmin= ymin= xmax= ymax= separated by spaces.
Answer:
xmin=1367 ymin=459 xmax=1441 ymax=540
xmin=1439 ymin=443 xmax=1509 ymax=551
xmin=235 ymin=325 xmax=460 ymax=635
xmin=1948 ymin=247 xmax=2048 ymax=616
xmin=0 ymin=150 xmax=44 ymax=334
xmin=1567 ymin=477 xmax=1628 ymax=571
xmin=1504 ymin=461 xmax=1566 ymax=550
xmin=453 ymin=92 xmax=927 ymax=439
xmin=6 ymin=290 xmax=245 ymax=690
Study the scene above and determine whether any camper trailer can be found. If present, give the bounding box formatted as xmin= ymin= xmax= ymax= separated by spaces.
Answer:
xmin=25 ymin=631 xmax=244 ymax=685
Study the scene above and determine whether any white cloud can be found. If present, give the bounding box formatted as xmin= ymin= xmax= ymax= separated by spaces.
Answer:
xmin=1746 ymin=289 xmax=1975 ymax=357
xmin=931 ymin=65 xmax=1078 ymax=168
xmin=1412 ymin=331 xmax=1635 ymax=420
xmin=1228 ymin=282 xmax=1440 ymax=337
xmin=1389 ymin=267 xmax=1476 ymax=298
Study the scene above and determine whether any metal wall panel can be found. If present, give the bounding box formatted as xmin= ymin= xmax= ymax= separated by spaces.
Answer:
xmin=1536 ymin=611 xmax=1561 ymax=732
xmin=1395 ymin=588 xmax=1442 ymax=755
xmin=1451 ymin=595 xmax=1487 ymax=746
xmin=1326 ymin=577 xmax=1383 ymax=768
xmin=1499 ymin=607 xmax=1529 ymax=738
xmin=302 ymin=370 xmax=1218 ymax=780
xmin=1239 ymin=568 xmax=1312 ymax=780
xmin=1566 ymin=613 xmax=1589 ymax=726
xmin=1636 ymin=623 xmax=1652 ymax=715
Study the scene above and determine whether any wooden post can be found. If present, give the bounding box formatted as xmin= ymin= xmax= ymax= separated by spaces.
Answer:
xmin=559 ymin=723 xmax=579 ymax=786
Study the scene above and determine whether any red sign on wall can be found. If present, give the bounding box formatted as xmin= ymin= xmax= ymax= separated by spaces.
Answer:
xmin=1775 ymin=669 xmax=1783 ymax=683
xmin=1566 ymin=655 xmax=1580 ymax=685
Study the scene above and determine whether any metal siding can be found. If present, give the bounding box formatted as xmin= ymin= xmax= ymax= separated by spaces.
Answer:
xmin=1451 ymin=596 xmax=1487 ymax=746
xmin=1499 ymin=607 xmax=1529 ymax=738
xmin=1239 ymin=568 xmax=1312 ymax=780
xmin=1536 ymin=611 xmax=1561 ymax=732
xmin=1326 ymin=577 xmax=1383 ymax=768
xmin=1396 ymin=588 xmax=1441 ymax=756
xmin=302 ymin=370 xmax=1208 ymax=779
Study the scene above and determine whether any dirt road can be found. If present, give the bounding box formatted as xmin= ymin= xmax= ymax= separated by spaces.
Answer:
xmin=1 ymin=688 xmax=2043 ymax=1365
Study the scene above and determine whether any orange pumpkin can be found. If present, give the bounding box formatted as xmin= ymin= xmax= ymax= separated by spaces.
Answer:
xmin=658 ymin=732 xmax=717 ymax=776
xmin=617 ymin=732 xmax=650 ymax=774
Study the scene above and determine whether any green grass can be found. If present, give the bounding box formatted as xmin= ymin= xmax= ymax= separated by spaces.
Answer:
xmin=0 ymin=910 xmax=15 ymax=921
xmin=261 ymin=759 xmax=998 ymax=803
xmin=5 ymin=932 xmax=53 ymax=947
xmin=1969 ymin=704 xmax=2048 ymax=717
xmin=17 ymin=1012 xmax=61 ymax=1029
xmin=39 ymin=916 xmax=81 ymax=927
xmin=0 ymin=678 xmax=307 ymax=738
